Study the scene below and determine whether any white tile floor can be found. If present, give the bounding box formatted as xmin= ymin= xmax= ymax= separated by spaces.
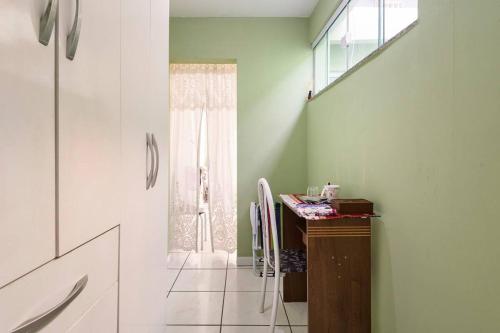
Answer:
xmin=166 ymin=251 xmax=308 ymax=332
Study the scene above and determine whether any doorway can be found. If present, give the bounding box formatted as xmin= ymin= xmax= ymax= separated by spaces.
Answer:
xmin=169 ymin=63 xmax=237 ymax=253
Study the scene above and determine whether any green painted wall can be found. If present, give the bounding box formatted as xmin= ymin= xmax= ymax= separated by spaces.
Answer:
xmin=307 ymin=0 xmax=500 ymax=332
xmin=170 ymin=18 xmax=311 ymax=256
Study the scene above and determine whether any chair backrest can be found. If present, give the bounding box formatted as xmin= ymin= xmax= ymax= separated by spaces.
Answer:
xmin=257 ymin=178 xmax=280 ymax=271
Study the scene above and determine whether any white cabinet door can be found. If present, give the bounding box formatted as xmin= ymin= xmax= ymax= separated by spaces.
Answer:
xmin=145 ymin=0 xmax=170 ymax=325
xmin=148 ymin=0 xmax=170 ymax=264
xmin=119 ymin=0 xmax=170 ymax=330
xmin=57 ymin=0 xmax=121 ymax=255
xmin=119 ymin=0 xmax=156 ymax=327
xmin=0 ymin=0 xmax=56 ymax=287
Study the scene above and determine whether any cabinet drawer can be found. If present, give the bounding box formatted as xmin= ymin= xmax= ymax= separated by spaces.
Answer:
xmin=0 ymin=228 xmax=118 ymax=332
xmin=67 ymin=284 xmax=118 ymax=333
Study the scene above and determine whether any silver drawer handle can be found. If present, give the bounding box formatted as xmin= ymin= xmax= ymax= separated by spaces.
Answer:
xmin=146 ymin=133 xmax=155 ymax=190
xmin=151 ymin=134 xmax=159 ymax=188
xmin=66 ymin=0 xmax=82 ymax=60
xmin=39 ymin=0 xmax=58 ymax=45
xmin=10 ymin=275 xmax=88 ymax=333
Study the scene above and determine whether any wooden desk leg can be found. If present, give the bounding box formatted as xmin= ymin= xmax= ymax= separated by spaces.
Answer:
xmin=282 ymin=204 xmax=307 ymax=302
xmin=308 ymin=220 xmax=371 ymax=333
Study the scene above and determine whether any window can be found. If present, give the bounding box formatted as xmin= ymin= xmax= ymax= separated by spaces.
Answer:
xmin=328 ymin=8 xmax=347 ymax=84
xmin=348 ymin=0 xmax=379 ymax=68
xmin=384 ymin=0 xmax=418 ymax=41
xmin=313 ymin=0 xmax=418 ymax=94
xmin=313 ymin=36 xmax=328 ymax=92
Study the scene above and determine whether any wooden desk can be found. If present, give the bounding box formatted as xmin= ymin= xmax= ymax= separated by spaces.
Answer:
xmin=281 ymin=198 xmax=372 ymax=333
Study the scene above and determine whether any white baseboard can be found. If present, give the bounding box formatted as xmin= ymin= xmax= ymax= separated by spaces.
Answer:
xmin=236 ymin=256 xmax=255 ymax=266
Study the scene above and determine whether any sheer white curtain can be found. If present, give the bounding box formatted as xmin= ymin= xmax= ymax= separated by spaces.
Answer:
xmin=206 ymin=65 xmax=237 ymax=252
xmin=169 ymin=64 xmax=203 ymax=250
xmin=169 ymin=64 xmax=237 ymax=252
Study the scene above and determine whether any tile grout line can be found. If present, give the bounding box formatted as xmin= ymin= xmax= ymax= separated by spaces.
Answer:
xmin=280 ymin=291 xmax=292 ymax=332
xmin=219 ymin=252 xmax=230 ymax=333
xmin=167 ymin=252 xmax=191 ymax=298
xmin=168 ymin=252 xmax=303 ymax=330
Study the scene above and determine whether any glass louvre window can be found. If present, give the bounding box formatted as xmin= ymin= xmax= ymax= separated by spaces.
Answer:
xmin=347 ymin=0 xmax=379 ymax=68
xmin=328 ymin=8 xmax=348 ymax=84
xmin=313 ymin=0 xmax=418 ymax=94
xmin=314 ymin=36 xmax=328 ymax=93
xmin=384 ymin=0 xmax=418 ymax=41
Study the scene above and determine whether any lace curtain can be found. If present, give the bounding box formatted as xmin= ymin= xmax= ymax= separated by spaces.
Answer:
xmin=169 ymin=64 xmax=237 ymax=252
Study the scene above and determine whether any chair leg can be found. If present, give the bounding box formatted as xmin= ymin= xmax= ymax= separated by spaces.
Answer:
xmin=208 ymin=212 xmax=215 ymax=253
xmin=195 ymin=214 xmax=199 ymax=253
xmin=200 ymin=214 xmax=204 ymax=251
xmin=259 ymin=261 xmax=268 ymax=313
xmin=269 ymin=272 xmax=280 ymax=332
xmin=204 ymin=214 xmax=208 ymax=242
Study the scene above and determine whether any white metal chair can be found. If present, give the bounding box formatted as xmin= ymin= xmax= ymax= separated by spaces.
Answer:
xmin=197 ymin=166 xmax=213 ymax=252
xmin=198 ymin=203 xmax=212 ymax=251
xmin=257 ymin=178 xmax=306 ymax=332
xmin=250 ymin=202 xmax=263 ymax=276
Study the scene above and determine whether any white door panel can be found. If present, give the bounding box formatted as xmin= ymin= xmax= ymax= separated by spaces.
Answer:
xmin=120 ymin=0 xmax=158 ymax=328
xmin=0 ymin=0 xmax=56 ymax=287
xmin=146 ymin=0 xmax=170 ymax=325
xmin=119 ymin=0 xmax=152 ymax=327
xmin=119 ymin=0 xmax=170 ymax=329
xmin=57 ymin=0 xmax=121 ymax=254
xmin=148 ymin=0 xmax=170 ymax=264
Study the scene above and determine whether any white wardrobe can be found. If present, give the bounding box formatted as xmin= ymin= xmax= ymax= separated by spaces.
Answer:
xmin=0 ymin=0 xmax=169 ymax=331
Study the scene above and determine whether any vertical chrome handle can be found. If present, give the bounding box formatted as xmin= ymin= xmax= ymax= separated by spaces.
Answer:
xmin=39 ymin=0 xmax=58 ymax=45
xmin=146 ymin=133 xmax=155 ymax=190
xmin=151 ymin=134 xmax=159 ymax=188
xmin=66 ymin=0 xmax=82 ymax=60
xmin=10 ymin=275 xmax=88 ymax=333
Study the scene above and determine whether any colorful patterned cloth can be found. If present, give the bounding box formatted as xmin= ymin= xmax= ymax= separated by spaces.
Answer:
xmin=280 ymin=194 xmax=376 ymax=220
xmin=280 ymin=194 xmax=336 ymax=220
xmin=270 ymin=249 xmax=307 ymax=273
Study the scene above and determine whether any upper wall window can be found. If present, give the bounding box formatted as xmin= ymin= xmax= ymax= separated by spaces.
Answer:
xmin=384 ymin=0 xmax=418 ymax=40
xmin=313 ymin=0 xmax=418 ymax=94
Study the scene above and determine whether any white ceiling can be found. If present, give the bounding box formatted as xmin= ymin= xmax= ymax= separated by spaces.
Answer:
xmin=170 ymin=0 xmax=319 ymax=18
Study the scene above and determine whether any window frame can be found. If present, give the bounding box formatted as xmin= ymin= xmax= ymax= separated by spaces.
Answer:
xmin=312 ymin=0 xmax=418 ymax=95
xmin=326 ymin=5 xmax=348 ymax=85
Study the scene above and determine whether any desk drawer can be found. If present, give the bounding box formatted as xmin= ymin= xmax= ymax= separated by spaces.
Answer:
xmin=0 ymin=228 xmax=119 ymax=332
